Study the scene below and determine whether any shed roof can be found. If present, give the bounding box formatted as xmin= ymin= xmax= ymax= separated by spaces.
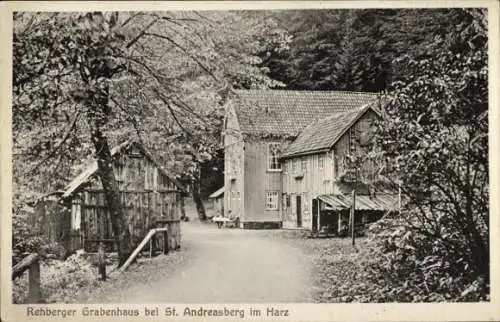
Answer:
xmin=231 ymin=90 xmax=378 ymax=137
xmin=62 ymin=140 xmax=184 ymax=198
xmin=208 ymin=187 xmax=224 ymax=198
xmin=281 ymin=103 xmax=377 ymax=158
xmin=318 ymin=193 xmax=398 ymax=211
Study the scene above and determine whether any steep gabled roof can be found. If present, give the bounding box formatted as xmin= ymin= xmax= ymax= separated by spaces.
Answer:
xmin=281 ymin=103 xmax=378 ymax=158
xmin=62 ymin=140 xmax=184 ymax=198
xmin=231 ymin=90 xmax=378 ymax=137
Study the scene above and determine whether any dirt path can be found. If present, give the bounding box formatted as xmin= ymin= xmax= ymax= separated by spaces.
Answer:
xmin=83 ymin=222 xmax=315 ymax=303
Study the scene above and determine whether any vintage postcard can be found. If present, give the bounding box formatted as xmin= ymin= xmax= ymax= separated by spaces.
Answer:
xmin=1 ymin=1 xmax=499 ymax=321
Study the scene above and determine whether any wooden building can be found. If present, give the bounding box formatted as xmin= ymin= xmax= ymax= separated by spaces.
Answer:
xmin=280 ymin=103 xmax=398 ymax=233
xmin=59 ymin=140 xmax=185 ymax=252
xmin=223 ymin=90 xmax=386 ymax=229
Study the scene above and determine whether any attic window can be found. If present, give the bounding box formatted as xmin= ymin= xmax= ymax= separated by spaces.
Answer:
xmin=267 ymin=142 xmax=281 ymax=171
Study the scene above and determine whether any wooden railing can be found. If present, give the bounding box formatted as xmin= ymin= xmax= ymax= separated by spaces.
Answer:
xmin=119 ymin=219 xmax=180 ymax=273
xmin=12 ymin=253 xmax=41 ymax=303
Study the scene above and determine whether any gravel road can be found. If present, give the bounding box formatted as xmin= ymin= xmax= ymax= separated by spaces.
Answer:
xmin=82 ymin=221 xmax=315 ymax=303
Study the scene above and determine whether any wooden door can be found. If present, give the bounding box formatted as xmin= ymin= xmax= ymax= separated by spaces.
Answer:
xmin=312 ymin=198 xmax=319 ymax=233
xmin=296 ymin=195 xmax=302 ymax=228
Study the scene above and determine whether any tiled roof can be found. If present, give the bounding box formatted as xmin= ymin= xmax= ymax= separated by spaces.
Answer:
xmin=232 ymin=90 xmax=378 ymax=137
xmin=281 ymin=103 xmax=375 ymax=158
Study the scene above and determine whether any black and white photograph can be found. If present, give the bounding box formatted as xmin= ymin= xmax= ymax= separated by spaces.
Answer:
xmin=1 ymin=1 xmax=499 ymax=321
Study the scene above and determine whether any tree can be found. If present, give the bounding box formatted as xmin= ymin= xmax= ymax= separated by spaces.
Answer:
xmin=13 ymin=11 xmax=287 ymax=264
xmin=371 ymin=8 xmax=488 ymax=299
xmin=259 ymin=9 xmax=471 ymax=92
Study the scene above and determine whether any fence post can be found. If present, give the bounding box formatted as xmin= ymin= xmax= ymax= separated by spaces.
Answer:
xmin=165 ymin=225 xmax=170 ymax=254
xmin=351 ymin=189 xmax=356 ymax=246
xmin=149 ymin=237 xmax=153 ymax=258
xmin=163 ymin=230 xmax=169 ymax=254
xmin=98 ymin=242 xmax=106 ymax=281
xmin=28 ymin=259 xmax=41 ymax=303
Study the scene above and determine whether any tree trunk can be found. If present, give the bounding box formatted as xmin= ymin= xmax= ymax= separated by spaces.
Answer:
xmin=180 ymin=195 xmax=187 ymax=220
xmin=192 ymin=176 xmax=207 ymax=221
xmin=85 ymin=86 xmax=133 ymax=267
xmin=465 ymin=132 xmax=489 ymax=279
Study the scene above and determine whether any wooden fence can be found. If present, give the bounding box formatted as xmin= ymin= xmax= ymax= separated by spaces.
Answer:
xmin=75 ymin=189 xmax=182 ymax=253
xmin=12 ymin=253 xmax=41 ymax=303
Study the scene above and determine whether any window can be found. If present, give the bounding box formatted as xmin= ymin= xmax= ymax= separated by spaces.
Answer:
xmin=266 ymin=191 xmax=279 ymax=210
xmin=318 ymin=155 xmax=324 ymax=169
xmin=301 ymin=158 xmax=307 ymax=172
xmin=268 ymin=143 xmax=281 ymax=170
xmin=291 ymin=159 xmax=296 ymax=172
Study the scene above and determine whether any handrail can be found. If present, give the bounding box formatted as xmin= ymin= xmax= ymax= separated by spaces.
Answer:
xmin=12 ymin=253 xmax=41 ymax=303
xmin=119 ymin=227 xmax=170 ymax=273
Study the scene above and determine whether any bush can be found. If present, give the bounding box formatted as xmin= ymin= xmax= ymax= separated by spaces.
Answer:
xmin=321 ymin=215 xmax=489 ymax=303
xmin=12 ymin=253 xmax=101 ymax=303
xmin=364 ymin=216 xmax=488 ymax=302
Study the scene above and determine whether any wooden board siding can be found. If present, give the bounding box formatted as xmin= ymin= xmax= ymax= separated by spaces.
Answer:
xmin=78 ymin=189 xmax=181 ymax=252
xmin=244 ymin=140 xmax=282 ymax=223
xmin=223 ymin=106 xmax=244 ymax=219
xmin=282 ymin=152 xmax=334 ymax=229
xmin=333 ymin=109 xmax=379 ymax=191
xmin=282 ymin=110 xmax=378 ymax=230
xmin=68 ymin=152 xmax=181 ymax=252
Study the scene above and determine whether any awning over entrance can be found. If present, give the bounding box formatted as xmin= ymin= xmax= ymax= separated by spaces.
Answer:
xmin=317 ymin=194 xmax=398 ymax=211
xmin=209 ymin=187 xmax=224 ymax=199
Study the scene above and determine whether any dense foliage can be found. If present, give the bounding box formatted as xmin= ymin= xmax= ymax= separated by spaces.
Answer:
xmin=13 ymin=253 xmax=100 ymax=304
xmin=372 ymin=8 xmax=488 ymax=300
xmin=259 ymin=9 xmax=475 ymax=92
xmin=13 ymin=11 xmax=287 ymax=260
xmin=316 ymin=219 xmax=488 ymax=302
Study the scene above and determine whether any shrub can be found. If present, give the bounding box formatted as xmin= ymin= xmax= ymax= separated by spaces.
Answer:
xmin=12 ymin=253 xmax=101 ymax=303
xmin=321 ymin=215 xmax=489 ymax=303
xmin=361 ymin=215 xmax=489 ymax=302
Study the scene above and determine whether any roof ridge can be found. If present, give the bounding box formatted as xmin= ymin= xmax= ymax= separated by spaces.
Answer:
xmin=230 ymin=90 xmax=379 ymax=136
xmin=233 ymin=89 xmax=379 ymax=95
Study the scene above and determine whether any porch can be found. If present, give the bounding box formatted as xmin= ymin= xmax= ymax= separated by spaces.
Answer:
xmin=311 ymin=193 xmax=399 ymax=237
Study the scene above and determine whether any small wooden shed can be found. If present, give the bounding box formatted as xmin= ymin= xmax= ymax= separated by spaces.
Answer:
xmin=60 ymin=140 xmax=185 ymax=253
xmin=208 ymin=187 xmax=224 ymax=215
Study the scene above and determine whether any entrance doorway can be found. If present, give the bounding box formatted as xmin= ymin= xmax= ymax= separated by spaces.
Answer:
xmin=296 ymin=195 xmax=302 ymax=228
xmin=312 ymin=198 xmax=319 ymax=233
